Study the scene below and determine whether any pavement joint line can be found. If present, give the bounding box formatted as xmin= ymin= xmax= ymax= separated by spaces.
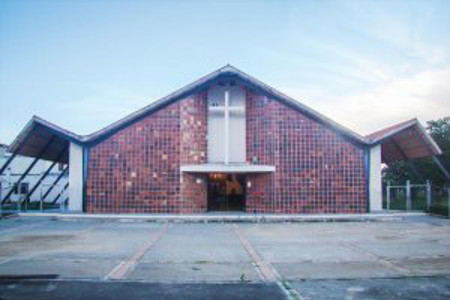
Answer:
xmin=105 ymin=223 xmax=169 ymax=280
xmin=230 ymin=224 xmax=304 ymax=300
xmin=230 ymin=224 xmax=276 ymax=282
xmin=342 ymin=241 xmax=411 ymax=275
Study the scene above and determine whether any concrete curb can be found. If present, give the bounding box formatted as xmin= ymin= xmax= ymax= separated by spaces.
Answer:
xmin=15 ymin=212 xmax=427 ymax=223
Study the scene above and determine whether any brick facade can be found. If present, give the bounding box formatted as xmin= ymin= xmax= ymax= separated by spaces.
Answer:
xmin=86 ymin=94 xmax=208 ymax=214
xmin=86 ymin=86 xmax=367 ymax=214
xmin=179 ymin=93 xmax=208 ymax=212
xmin=245 ymin=91 xmax=367 ymax=213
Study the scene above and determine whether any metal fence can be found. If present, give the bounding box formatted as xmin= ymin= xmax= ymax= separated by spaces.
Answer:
xmin=0 ymin=181 xmax=68 ymax=213
xmin=385 ymin=180 xmax=450 ymax=217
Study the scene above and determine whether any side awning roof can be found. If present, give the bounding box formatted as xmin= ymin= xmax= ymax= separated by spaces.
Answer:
xmin=7 ymin=116 xmax=83 ymax=163
xmin=365 ymin=119 xmax=442 ymax=164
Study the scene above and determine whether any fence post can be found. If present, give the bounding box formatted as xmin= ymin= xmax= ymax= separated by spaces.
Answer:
xmin=448 ymin=187 xmax=450 ymax=218
xmin=17 ymin=194 xmax=21 ymax=213
xmin=386 ymin=182 xmax=391 ymax=211
xmin=406 ymin=180 xmax=411 ymax=211
xmin=40 ymin=186 xmax=43 ymax=212
xmin=426 ymin=180 xmax=431 ymax=212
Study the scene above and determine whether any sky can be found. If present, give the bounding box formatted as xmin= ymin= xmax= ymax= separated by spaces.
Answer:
xmin=1 ymin=0 xmax=449 ymax=144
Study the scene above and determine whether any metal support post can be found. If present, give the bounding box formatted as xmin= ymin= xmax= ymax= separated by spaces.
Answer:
xmin=386 ymin=183 xmax=391 ymax=211
xmin=448 ymin=188 xmax=450 ymax=218
xmin=25 ymin=146 xmax=66 ymax=204
xmin=42 ymin=166 xmax=68 ymax=202
xmin=51 ymin=182 xmax=69 ymax=205
xmin=426 ymin=180 xmax=431 ymax=212
xmin=1 ymin=136 xmax=55 ymax=204
xmin=433 ymin=156 xmax=450 ymax=181
xmin=17 ymin=194 xmax=21 ymax=213
xmin=0 ymin=133 xmax=30 ymax=175
xmin=406 ymin=180 xmax=411 ymax=211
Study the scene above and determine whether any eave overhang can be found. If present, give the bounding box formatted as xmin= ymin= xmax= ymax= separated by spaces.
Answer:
xmin=7 ymin=116 xmax=82 ymax=163
xmin=365 ymin=119 xmax=442 ymax=164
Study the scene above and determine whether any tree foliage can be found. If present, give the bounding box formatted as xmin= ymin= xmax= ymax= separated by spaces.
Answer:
xmin=382 ymin=117 xmax=450 ymax=186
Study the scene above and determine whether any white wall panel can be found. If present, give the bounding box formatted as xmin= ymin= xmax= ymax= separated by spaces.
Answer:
xmin=208 ymin=110 xmax=225 ymax=162
xmin=370 ymin=145 xmax=382 ymax=212
xmin=68 ymin=142 xmax=83 ymax=212
xmin=229 ymin=110 xmax=246 ymax=163
xmin=207 ymin=85 xmax=246 ymax=164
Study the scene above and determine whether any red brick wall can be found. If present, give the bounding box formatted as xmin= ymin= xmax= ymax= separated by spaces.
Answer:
xmin=179 ymin=93 xmax=208 ymax=212
xmin=180 ymin=93 xmax=207 ymax=165
xmin=86 ymin=94 xmax=208 ymax=214
xmin=86 ymin=87 xmax=367 ymax=214
xmin=245 ymin=91 xmax=367 ymax=214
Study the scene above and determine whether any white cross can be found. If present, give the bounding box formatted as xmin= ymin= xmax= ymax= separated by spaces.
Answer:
xmin=210 ymin=87 xmax=245 ymax=165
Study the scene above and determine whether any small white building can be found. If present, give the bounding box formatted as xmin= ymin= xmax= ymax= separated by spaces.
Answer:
xmin=0 ymin=144 xmax=68 ymax=207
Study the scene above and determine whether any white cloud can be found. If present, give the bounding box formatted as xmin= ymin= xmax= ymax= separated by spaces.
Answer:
xmin=287 ymin=67 xmax=450 ymax=135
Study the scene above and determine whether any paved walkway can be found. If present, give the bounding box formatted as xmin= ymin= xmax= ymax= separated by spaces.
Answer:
xmin=0 ymin=215 xmax=449 ymax=299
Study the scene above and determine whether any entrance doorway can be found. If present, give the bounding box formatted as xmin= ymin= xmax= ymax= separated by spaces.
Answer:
xmin=207 ymin=173 xmax=246 ymax=211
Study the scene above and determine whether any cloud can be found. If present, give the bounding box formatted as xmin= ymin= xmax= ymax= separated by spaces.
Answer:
xmin=287 ymin=67 xmax=450 ymax=135
xmin=275 ymin=1 xmax=450 ymax=136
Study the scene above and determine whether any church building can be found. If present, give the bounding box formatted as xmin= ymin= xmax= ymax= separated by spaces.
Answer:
xmin=4 ymin=65 xmax=442 ymax=214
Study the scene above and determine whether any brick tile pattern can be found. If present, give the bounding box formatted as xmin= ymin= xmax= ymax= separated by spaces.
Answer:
xmin=246 ymin=173 xmax=274 ymax=213
xmin=86 ymin=94 xmax=208 ymax=214
xmin=179 ymin=93 xmax=208 ymax=212
xmin=246 ymin=91 xmax=367 ymax=214
xmin=180 ymin=93 xmax=207 ymax=165
xmin=86 ymin=87 xmax=367 ymax=214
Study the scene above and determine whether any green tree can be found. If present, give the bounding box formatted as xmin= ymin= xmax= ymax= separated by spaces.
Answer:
xmin=382 ymin=117 xmax=450 ymax=186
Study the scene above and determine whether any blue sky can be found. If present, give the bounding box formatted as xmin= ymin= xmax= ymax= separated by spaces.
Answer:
xmin=1 ymin=0 xmax=449 ymax=144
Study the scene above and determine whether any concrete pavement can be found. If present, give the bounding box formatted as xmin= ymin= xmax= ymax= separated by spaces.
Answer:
xmin=0 ymin=215 xmax=449 ymax=299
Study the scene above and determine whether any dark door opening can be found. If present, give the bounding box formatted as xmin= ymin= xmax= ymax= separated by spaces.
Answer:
xmin=207 ymin=173 xmax=246 ymax=211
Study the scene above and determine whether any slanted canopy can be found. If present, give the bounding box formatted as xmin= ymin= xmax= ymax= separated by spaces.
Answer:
xmin=365 ymin=119 xmax=442 ymax=164
xmin=7 ymin=116 xmax=83 ymax=164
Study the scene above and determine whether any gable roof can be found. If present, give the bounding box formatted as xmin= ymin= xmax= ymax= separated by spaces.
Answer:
xmin=7 ymin=64 xmax=443 ymax=164
xmin=83 ymin=65 xmax=368 ymax=145
xmin=9 ymin=64 xmax=373 ymax=161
